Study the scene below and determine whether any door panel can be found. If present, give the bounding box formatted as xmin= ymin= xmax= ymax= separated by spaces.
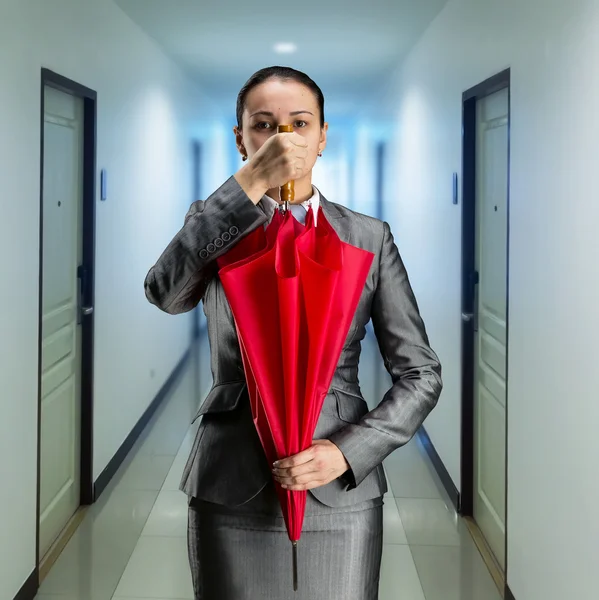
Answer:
xmin=39 ymin=86 xmax=84 ymax=559
xmin=473 ymin=87 xmax=509 ymax=569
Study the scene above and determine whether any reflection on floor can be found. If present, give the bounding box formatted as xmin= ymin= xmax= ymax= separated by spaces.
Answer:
xmin=35 ymin=333 xmax=502 ymax=600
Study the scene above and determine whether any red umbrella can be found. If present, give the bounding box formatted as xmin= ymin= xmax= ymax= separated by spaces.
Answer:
xmin=216 ymin=196 xmax=374 ymax=590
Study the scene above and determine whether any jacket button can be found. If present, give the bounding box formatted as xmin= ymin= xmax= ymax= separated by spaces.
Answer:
xmin=229 ymin=226 xmax=239 ymax=236
xmin=199 ymin=249 xmax=209 ymax=259
xmin=206 ymin=243 xmax=216 ymax=254
xmin=214 ymin=238 xmax=224 ymax=248
xmin=221 ymin=232 xmax=231 ymax=242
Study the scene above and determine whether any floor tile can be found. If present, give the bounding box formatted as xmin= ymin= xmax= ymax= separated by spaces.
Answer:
xmin=411 ymin=544 xmax=503 ymax=600
xmin=113 ymin=536 xmax=194 ymax=599
xmin=379 ymin=544 xmax=426 ymax=600
xmin=81 ymin=488 xmax=158 ymax=540
xmin=113 ymin=454 xmax=175 ymax=491
xmin=35 ymin=595 xmax=100 ymax=600
xmin=142 ymin=490 xmax=188 ymax=537
xmin=161 ymin=419 xmax=200 ymax=492
xmin=383 ymin=500 xmax=408 ymax=545
xmin=396 ymin=498 xmax=466 ymax=547
xmin=384 ymin=441 xmax=443 ymax=500
xmin=162 ymin=448 xmax=189 ymax=492
xmin=38 ymin=525 xmax=139 ymax=600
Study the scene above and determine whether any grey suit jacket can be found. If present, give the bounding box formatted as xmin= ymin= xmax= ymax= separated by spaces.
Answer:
xmin=144 ymin=175 xmax=442 ymax=508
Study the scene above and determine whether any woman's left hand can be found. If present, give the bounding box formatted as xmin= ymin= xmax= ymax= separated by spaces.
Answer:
xmin=272 ymin=440 xmax=350 ymax=491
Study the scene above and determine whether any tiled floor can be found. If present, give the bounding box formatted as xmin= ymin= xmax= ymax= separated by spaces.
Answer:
xmin=35 ymin=335 xmax=502 ymax=600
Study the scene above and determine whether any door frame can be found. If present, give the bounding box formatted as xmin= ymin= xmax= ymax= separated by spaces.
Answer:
xmin=460 ymin=68 xmax=511 ymax=568
xmin=36 ymin=69 xmax=97 ymax=566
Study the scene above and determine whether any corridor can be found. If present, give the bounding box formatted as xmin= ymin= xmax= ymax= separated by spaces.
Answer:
xmin=4 ymin=1 xmax=599 ymax=599
xmin=35 ymin=336 xmax=501 ymax=600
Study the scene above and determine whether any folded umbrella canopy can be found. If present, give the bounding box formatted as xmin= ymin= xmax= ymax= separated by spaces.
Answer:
xmin=216 ymin=203 xmax=374 ymax=589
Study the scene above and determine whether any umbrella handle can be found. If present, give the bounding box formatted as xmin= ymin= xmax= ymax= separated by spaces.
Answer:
xmin=278 ymin=124 xmax=295 ymax=211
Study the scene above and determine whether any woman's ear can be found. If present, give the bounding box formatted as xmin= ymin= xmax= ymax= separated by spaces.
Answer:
xmin=233 ymin=125 xmax=247 ymax=158
xmin=319 ymin=122 xmax=328 ymax=153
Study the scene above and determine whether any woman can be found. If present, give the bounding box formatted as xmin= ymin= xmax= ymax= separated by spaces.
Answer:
xmin=144 ymin=66 xmax=442 ymax=600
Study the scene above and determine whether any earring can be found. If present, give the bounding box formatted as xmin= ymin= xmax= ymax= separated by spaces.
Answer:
xmin=318 ymin=151 xmax=323 ymax=157
xmin=242 ymin=155 xmax=247 ymax=161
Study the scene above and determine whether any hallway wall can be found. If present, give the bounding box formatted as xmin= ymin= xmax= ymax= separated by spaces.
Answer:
xmin=379 ymin=0 xmax=599 ymax=598
xmin=0 ymin=1 xmax=219 ymax=598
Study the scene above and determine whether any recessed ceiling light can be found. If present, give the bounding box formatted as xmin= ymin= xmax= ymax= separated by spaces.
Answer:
xmin=273 ymin=42 xmax=297 ymax=54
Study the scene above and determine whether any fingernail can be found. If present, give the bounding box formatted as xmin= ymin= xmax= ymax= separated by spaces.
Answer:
xmin=273 ymin=461 xmax=280 ymax=468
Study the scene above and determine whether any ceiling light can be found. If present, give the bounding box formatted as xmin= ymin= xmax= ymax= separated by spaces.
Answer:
xmin=273 ymin=42 xmax=297 ymax=54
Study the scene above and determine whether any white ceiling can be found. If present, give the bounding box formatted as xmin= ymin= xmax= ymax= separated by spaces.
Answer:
xmin=115 ymin=0 xmax=447 ymax=120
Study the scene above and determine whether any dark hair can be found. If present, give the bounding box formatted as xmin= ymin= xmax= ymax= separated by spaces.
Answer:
xmin=236 ymin=66 xmax=325 ymax=129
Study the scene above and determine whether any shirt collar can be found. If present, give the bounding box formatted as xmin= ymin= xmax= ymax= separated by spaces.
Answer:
xmin=261 ymin=185 xmax=320 ymax=224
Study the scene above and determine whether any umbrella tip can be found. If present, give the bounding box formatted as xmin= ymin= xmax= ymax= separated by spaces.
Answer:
xmin=292 ymin=540 xmax=298 ymax=591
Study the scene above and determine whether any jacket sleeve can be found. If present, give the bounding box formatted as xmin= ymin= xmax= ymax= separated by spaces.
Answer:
xmin=328 ymin=221 xmax=443 ymax=488
xmin=144 ymin=175 xmax=267 ymax=315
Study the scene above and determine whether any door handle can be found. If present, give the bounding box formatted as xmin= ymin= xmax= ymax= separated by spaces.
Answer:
xmin=462 ymin=311 xmax=479 ymax=332
xmin=463 ymin=270 xmax=480 ymax=331
xmin=77 ymin=264 xmax=93 ymax=323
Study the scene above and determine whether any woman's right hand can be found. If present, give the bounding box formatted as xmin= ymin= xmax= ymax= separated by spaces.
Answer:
xmin=234 ymin=132 xmax=309 ymax=205
xmin=249 ymin=131 xmax=309 ymax=190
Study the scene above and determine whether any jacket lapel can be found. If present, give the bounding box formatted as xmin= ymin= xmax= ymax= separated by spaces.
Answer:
xmin=319 ymin=192 xmax=352 ymax=246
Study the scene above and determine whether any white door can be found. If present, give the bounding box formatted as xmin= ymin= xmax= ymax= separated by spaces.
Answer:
xmin=473 ymin=87 xmax=509 ymax=569
xmin=39 ymin=86 xmax=84 ymax=559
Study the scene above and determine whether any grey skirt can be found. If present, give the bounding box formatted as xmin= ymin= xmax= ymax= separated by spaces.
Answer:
xmin=187 ymin=482 xmax=383 ymax=600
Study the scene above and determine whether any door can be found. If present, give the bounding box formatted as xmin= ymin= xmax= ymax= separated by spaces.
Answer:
xmin=472 ymin=87 xmax=509 ymax=568
xmin=39 ymin=85 xmax=84 ymax=559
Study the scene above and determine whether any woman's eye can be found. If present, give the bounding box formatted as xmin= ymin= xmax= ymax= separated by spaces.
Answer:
xmin=255 ymin=122 xmax=272 ymax=130
xmin=295 ymin=120 xmax=308 ymax=128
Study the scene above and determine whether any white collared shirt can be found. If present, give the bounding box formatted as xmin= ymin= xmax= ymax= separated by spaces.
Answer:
xmin=261 ymin=185 xmax=320 ymax=226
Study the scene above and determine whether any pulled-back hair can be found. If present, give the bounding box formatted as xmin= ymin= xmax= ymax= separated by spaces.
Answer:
xmin=236 ymin=66 xmax=325 ymax=128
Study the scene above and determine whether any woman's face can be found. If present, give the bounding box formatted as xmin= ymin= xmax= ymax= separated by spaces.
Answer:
xmin=234 ymin=78 xmax=327 ymax=172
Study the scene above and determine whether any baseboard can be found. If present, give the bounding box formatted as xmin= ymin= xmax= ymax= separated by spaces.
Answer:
xmin=13 ymin=570 xmax=37 ymax=600
xmin=39 ymin=506 xmax=89 ymax=583
xmin=417 ymin=427 xmax=461 ymax=512
xmin=464 ymin=517 xmax=505 ymax=595
xmin=94 ymin=347 xmax=191 ymax=500
xmin=505 ymin=584 xmax=516 ymax=600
